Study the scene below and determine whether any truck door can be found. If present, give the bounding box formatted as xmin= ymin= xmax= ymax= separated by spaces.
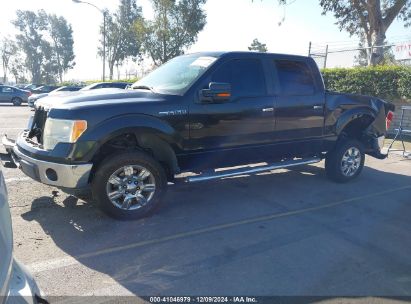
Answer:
xmin=187 ymin=58 xmax=276 ymax=167
xmin=272 ymin=59 xmax=325 ymax=154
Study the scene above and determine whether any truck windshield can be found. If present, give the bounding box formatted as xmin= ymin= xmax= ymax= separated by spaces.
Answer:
xmin=132 ymin=54 xmax=217 ymax=95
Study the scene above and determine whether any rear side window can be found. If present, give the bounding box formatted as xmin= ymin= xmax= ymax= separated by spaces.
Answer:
xmin=212 ymin=59 xmax=266 ymax=98
xmin=108 ymin=83 xmax=124 ymax=89
xmin=275 ymin=60 xmax=315 ymax=95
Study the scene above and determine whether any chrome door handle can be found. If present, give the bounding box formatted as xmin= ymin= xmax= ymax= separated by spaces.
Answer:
xmin=262 ymin=107 xmax=274 ymax=112
xmin=313 ymin=105 xmax=323 ymax=110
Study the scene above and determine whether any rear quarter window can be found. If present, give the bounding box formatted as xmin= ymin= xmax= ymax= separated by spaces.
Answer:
xmin=274 ymin=60 xmax=315 ymax=96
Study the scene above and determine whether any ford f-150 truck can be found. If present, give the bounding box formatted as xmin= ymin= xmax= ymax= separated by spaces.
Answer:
xmin=3 ymin=52 xmax=395 ymax=220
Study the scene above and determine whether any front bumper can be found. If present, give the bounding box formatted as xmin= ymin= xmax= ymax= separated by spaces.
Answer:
xmin=6 ymin=259 xmax=47 ymax=304
xmin=2 ymin=135 xmax=92 ymax=189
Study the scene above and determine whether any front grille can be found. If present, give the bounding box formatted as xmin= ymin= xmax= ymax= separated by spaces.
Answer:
xmin=28 ymin=107 xmax=48 ymax=144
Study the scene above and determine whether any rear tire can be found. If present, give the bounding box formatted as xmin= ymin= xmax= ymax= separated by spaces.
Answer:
xmin=325 ymin=139 xmax=365 ymax=183
xmin=12 ymin=97 xmax=22 ymax=106
xmin=92 ymin=151 xmax=168 ymax=220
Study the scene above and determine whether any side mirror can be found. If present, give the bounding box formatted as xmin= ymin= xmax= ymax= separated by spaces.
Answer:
xmin=200 ymin=82 xmax=231 ymax=103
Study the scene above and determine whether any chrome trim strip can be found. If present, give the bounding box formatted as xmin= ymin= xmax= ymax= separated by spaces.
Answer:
xmin=186 ymin=157 xmax=321 ymax=183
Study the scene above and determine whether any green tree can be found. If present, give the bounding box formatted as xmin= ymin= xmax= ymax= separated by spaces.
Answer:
xmin=48 ymin=14 xmax=76 ymax=83
xmin=99 ymin=0 xmax=143 ymax=80
xmin=0 ymin=37 xmax=18 ymax=83
xmin=9 ymin=51 xmax=26 ymax=84
xmin=12 ymin=10 xmax=49 ymax=83
xmin=273 ymin=0 xmax=410 ymax=66
xmin=12 ymin=10 xmax=75 ymax=83
xmin=355 ymin=40 xmax=396 ymax=66
xmin=135 ymin=0 xmax=207 ymax=66
xmin=248 ymin=38 xmax=268 ymax=52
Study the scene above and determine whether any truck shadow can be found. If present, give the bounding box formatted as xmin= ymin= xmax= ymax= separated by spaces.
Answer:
xmin=20 ymin=163 xmax=411 ymax=297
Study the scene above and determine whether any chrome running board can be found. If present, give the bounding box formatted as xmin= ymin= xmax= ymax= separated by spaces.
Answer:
xmin=186 ymin=157 xmax=321 ymax=183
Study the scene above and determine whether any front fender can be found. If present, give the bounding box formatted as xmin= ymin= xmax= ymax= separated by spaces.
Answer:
xmin=73 ymin=114 xmax=182 ymax=161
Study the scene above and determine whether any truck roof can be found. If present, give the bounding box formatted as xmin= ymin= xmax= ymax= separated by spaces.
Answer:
xmin=188 ymin=51 xmax=311 ymax=61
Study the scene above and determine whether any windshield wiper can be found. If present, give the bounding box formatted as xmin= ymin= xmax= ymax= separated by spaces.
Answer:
xmin=132 ymin=85 xmax=156 ymax=92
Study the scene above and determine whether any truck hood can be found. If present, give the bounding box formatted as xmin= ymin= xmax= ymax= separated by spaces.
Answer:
xmin=36 ymin=88 xmax=164 ymax=110
xmin=0 ymin=169 xmax=13 ymax=298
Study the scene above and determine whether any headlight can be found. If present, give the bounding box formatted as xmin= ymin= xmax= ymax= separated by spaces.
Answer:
xmin=43 ymin=118 xmax=87 ymax=150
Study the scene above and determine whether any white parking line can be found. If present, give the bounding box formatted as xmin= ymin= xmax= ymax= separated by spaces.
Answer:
xmin=27 ymin=184 xmax=411 ymax=275
xmin=5 ymin=177 xmax=32 ymax=183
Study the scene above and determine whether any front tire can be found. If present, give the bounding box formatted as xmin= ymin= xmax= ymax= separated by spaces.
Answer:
xmin=92 ymin=151 xmax=168 ymax=220
xmin=12 ymin=97 xmax=22 ymax=106
xmin=325 ymin=139 xmax=365 ymax=183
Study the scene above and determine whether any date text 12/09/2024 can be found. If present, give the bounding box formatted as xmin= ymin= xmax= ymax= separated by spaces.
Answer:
xmin=148 ymin=296 xmax=258 ymax=303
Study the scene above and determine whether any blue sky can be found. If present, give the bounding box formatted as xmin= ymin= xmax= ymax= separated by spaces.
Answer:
xmin=1 ymin=0 xmax=410 ymax=81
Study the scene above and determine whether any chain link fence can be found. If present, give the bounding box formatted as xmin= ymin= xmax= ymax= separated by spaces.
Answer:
xmin=308 ymin=40 xmax=411 ymax=69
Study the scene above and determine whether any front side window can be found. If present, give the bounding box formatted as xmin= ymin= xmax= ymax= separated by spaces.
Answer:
xmin=133 ymin=54 xmax=218 ymax=95
xmin=212 ymin=59 xmax=266 ymax=98
xmin=275 ymin=60 xmax=315 ymax=95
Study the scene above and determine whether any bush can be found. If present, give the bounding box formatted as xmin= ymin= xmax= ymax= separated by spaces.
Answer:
xmin=321 ymin=66 xmax=411 ymax=102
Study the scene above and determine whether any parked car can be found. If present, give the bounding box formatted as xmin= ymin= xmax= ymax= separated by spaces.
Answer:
xmin=22 ymin=84 xmax=43 ymax=93
xmin=0 ymin=165 xmax=46 ymax=303
xmin=31 ymin=86 xmax=61 ymax=95
xmin=80 ymin=82 xmax=131 ymax=91
xmin=14 ymin=84 xmax=28 ymax=89
xmin=3 ymin=52 xmax=395 ymax=220
xmin=0 ymin=85 xmax=31 ymax=106
xmin=28 ymin=86 xmax=83 ymax=108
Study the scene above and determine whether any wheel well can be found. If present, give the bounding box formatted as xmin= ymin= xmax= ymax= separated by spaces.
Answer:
xmin=339 ymin=115 xmax=374 ymax=141
xmin=91 ymin=133 xmax=179 ymax=181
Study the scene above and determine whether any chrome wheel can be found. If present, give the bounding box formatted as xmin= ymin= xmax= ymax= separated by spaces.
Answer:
xmin=341 ymin=147 xmax=362 ymax=177
xmin=106 ymin=165 xmax=156 ymax=211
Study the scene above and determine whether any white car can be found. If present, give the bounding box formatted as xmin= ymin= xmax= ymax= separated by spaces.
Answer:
xmin=28 ymin=86 xmax=82 ymax=108
xmin=0 ymin=165 xmax=46 ymax=303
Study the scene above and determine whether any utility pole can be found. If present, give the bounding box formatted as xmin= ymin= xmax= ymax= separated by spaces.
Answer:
xmin=72 ymin=0 xmax=106 ymax=81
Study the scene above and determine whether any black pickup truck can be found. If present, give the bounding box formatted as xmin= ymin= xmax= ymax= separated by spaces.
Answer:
xmin=3 ymin=52 xmax=395 ymax=220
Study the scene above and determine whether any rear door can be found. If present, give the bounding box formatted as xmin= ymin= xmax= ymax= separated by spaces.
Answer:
xmin=272 ymin=59 xmax=325 ymax=154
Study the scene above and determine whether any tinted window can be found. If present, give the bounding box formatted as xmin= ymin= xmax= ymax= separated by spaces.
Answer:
xmin=212 ymin=59 xmax=266 ymax=97
xmin=275 ymin=60 xmax=315 ymax=95
xmin=111 ymin=83 xmax=127 ymax=89
xmin=64 ymin=87 xmax=81 ymax=91
xmin=1 ymin=87 xmax=13 ymax=93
